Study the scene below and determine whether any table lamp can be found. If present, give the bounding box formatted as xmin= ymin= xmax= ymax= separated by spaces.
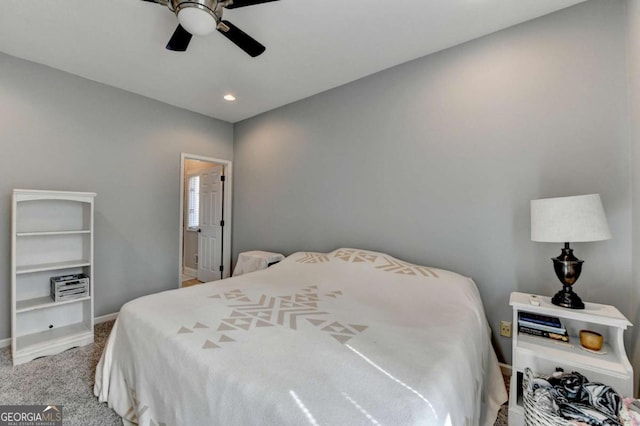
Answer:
xmin=530 ymin=194 xmax=611 ymax=309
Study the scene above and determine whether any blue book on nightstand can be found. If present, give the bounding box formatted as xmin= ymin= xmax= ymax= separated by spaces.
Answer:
xmin=518 ymin=311 xmax=562 ymax=328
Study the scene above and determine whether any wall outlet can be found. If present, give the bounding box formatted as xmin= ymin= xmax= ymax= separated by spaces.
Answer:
xmin=500 ymin=321 xmax=512 ymax=338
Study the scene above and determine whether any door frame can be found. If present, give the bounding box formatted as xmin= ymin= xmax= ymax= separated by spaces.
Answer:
xmin=178 ymin=152 xmax=233 ymax=287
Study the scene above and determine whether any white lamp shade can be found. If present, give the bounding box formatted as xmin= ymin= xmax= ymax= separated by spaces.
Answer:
xmin=530 ymin=194 xmax=612 ymax=243
xmin=177 ymin=7 xmax=217 ymax=36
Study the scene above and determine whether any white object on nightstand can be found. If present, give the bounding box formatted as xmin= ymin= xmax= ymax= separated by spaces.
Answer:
xmin=508 ymin=292 xmax=633 ymax=426
xmin=11 ymin=189 xmax=96 ymax=366
xmin=233 ymin=250 xmax=285 ymax=276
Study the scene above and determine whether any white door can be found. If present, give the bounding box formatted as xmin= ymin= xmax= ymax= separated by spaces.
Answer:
xmin=198 ymin=165 xmax=224 ymax=282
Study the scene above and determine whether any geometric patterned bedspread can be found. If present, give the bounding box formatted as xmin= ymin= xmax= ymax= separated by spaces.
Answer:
xmin=95 ymin=248 xmax=507 ymax=426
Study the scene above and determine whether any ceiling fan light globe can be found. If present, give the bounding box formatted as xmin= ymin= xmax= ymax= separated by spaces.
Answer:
xmin=177 ymin=7 xmax=217 ymax=36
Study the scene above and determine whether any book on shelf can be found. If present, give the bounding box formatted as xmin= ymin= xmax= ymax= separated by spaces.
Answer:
xmin=517 ymin=319 xmax=566 ymax=334
xmin=518 ymin=325 xmax=570 ymax=342
xmin=518 ymin=311 xmax=562 ymax=328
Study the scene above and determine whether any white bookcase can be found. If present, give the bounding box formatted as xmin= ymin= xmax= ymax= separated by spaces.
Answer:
xmin=11 ymin=189 xmax=96 ymax=365
xmin=508 ymin=292 xmax=633 ymax=425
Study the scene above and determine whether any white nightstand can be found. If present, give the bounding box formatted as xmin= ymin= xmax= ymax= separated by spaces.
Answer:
xmin=508 ymin=292 xmax=633 ymax=426
xmin=233 ymin=251 xmax=285 ymax=276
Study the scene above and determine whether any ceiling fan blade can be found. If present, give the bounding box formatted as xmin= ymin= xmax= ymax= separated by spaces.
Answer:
xmin=140 ymin=0 xmax=169 ymax=5
xmin=217 ymin=20 xmax=265 ymax=57
xmin=166 ymin=25 xmax=193 ymax=51
xmin=225 ymin=0 xmax=279 ymax=9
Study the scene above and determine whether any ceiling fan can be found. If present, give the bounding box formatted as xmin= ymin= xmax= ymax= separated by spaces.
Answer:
xmin=143 ymin=0 xmax=278 ymax=57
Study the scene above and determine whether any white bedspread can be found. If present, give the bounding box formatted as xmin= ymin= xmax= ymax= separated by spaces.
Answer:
xmin=95 ymin=248 xmax=507 ymax=426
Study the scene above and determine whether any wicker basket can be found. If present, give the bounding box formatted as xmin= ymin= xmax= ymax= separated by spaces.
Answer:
xmin=522 ymin=368 xmax=573 ymax=426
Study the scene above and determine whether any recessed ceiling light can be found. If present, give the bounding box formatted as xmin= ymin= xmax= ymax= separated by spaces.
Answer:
xmin=223 ymin=94 xmax=236 ymax=102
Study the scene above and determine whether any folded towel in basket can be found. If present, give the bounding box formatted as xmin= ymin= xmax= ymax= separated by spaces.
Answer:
xmin=619 ymin=398 xmax=640 ymax=426
xmin=532 ymin=370 xmax=622 ymax=426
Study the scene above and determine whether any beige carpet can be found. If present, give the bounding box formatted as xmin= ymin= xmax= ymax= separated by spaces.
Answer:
xmin=0 ymin=321 xmax=121 ymax=425
xmin=0 ymin=321 xmax=510 ymax=425
xmin=496 ymin=375 xmax=510 ymax=425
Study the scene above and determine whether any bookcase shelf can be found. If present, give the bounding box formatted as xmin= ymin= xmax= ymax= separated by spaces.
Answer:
xmin=16 ymin=322 xmax=92 ymax=351
xmin=17 ymin=230 xmax=91 ymax=237
xmin=16 ymin=295 xmax=91 ymax=313
xmin=16 ymin=260 xmax=91 ymax=275
xmin=13 ymin=322 xmax=93 ymax=365
xmin=11 ymin=189 xmax=96 ymax=365
xmin=507 ymin=292 xmax=633 ymax=425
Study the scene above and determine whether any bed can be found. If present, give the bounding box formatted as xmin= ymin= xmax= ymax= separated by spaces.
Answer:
xmin=95 ymin=248 xmax=507 ymax=426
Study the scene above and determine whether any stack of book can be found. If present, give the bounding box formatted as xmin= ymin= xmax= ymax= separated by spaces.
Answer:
xmin=518 ymin=312 xmax=570 ymax=342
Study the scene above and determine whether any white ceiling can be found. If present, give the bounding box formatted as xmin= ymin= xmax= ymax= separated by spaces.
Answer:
xmin=0 ymin=0 xmax=587 ymax=123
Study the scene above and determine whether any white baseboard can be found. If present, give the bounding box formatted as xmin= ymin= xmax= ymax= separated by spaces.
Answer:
xmin=183 ymin=267 xmax=197 ymax=278
xmin=0 ymin=312 xmax=119 ymax=349
xmin=499 ymin=362 xmax=512 ymax=376
xmin=95 ymin=312 xmax=119 ymax=324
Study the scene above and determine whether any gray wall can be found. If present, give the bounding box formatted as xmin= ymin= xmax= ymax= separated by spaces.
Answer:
xmin=0 ymin=53 xmax=233 ymax=340
xmin=233 ymin=0 xmax=632 ymax=364
xmin=627 ymin=0 xmax=640 ymax=391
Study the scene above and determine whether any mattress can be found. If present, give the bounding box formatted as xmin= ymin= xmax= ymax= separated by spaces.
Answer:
xmin=95 ymin=248 xmax=507 ymax=425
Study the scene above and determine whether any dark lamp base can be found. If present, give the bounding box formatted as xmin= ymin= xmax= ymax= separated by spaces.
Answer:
xmin=552 ymin=285 xmax=585 ymax=309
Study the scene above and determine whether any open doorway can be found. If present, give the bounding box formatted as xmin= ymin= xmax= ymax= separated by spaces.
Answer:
xmin=178 ymin=153 xmax=232 ymax=288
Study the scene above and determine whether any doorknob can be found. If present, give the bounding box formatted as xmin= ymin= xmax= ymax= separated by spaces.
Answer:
xmin=198 ymin=229 xmax=202 ymax=233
